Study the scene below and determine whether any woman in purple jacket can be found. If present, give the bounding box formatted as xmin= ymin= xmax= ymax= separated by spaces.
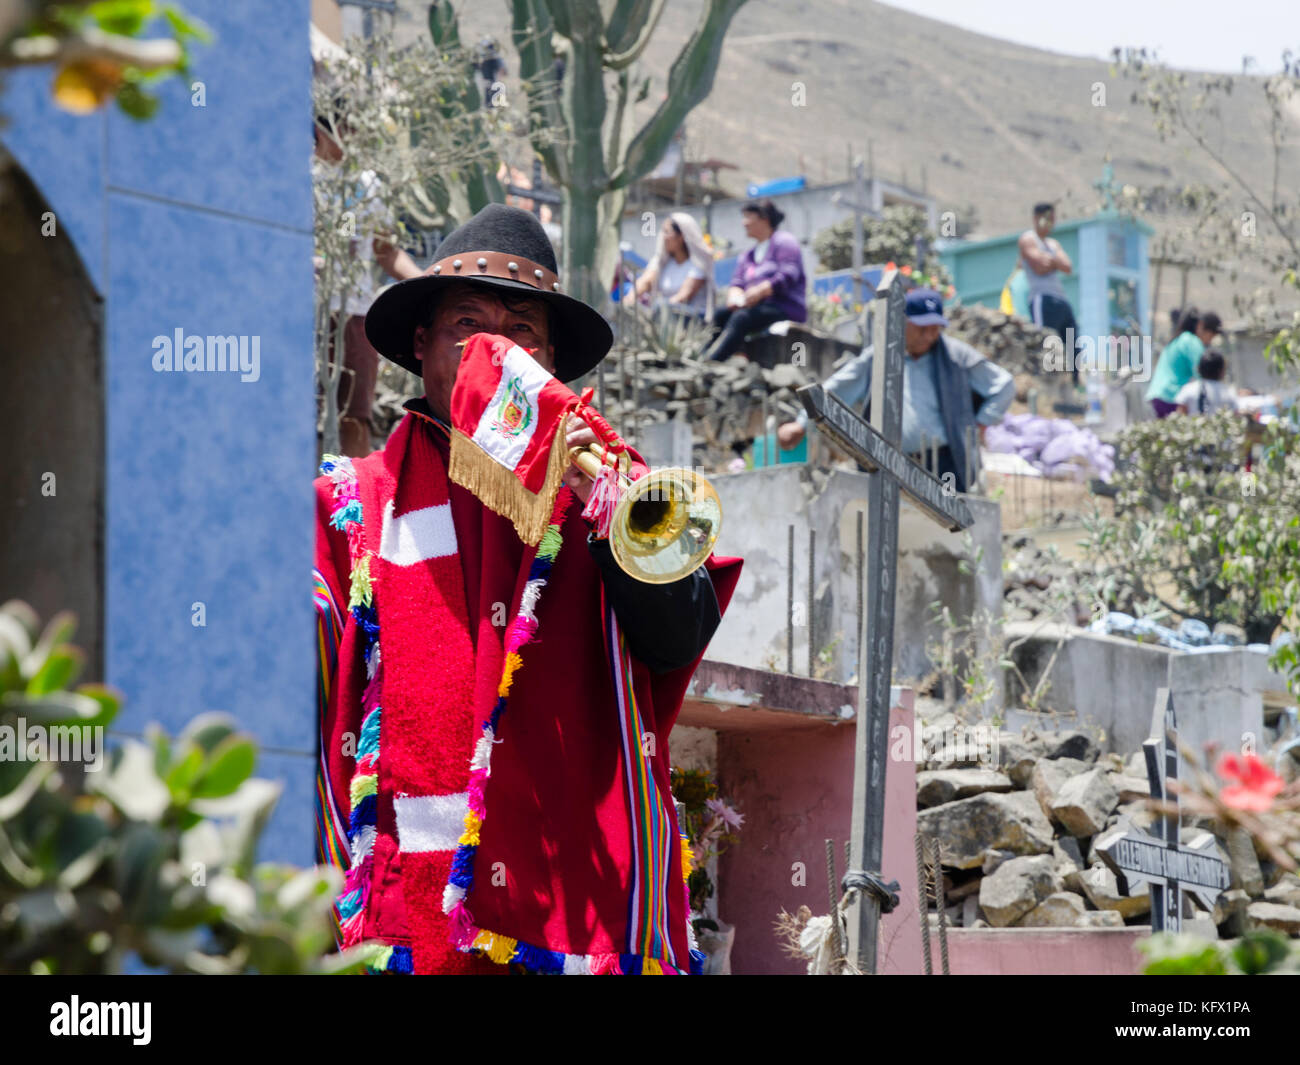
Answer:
xmin=703 ymin=199 xmax=807 ymax=361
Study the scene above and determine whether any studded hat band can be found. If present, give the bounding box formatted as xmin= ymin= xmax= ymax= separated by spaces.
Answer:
xmin=426 ymin=250 xmax=562 ymax=293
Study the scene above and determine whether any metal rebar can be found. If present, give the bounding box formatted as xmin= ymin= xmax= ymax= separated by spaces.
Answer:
xmin=787 ymin=524 xmax=795 ymax=674
xmin=825 ymin=839 xmax=844 ymax=964
xmin=807 ymin=528 xmax=816 ymax=676
xmin=856 ymin=509 xmax=864 ymax=679
xmin=931 ymin=837 xmax=950 ymax=975
xmin=965 ymin=424 xmax=974 ymax=496
xmin=915 ymin=833 xmax=932 ymax=976
xmin=632 ymin=347 xmax=640 ymax=448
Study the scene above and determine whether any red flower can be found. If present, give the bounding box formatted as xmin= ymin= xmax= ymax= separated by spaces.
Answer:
xmin=1216 ymin=752 xmax=1284 ymax=812
xmin=884 ymin=261 xmax=897 ymax=271
xmin=900 ymin=264 xmax=913 ymax=276
xmin=829 ymin=293 xmax=841 ymax=303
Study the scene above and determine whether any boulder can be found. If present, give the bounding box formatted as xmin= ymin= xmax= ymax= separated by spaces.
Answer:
xmin=1214 ymin=888 xmax=1251 ymax=935
xmin=1183 ymin=915 xmax=1220 ymax=941
xmin=1044 ymin=731 xmax=1100 ymax=763
xmin=917 ymin=791 xmax=1054 ymax=870
xmin=1080 ymin=863 xmax=1150 ymax=918
xmin=916 ymin=768 xmax=1014 ymax=808
xmin=1124 ymin=751 xmax=1147 ymax=778
xmin=961 ymin=895 xmax=981 ymax=928
xmin=1030 ymin=757 xmax=1090 ymax=819
xmin=979 ymin=855 xmax=1060 ymax=927
xmin=1109 ymin=774 xmax=1150 ymax=802
xmin=997 ymin=734 xmax=1045 ymax=788
xmin=1105 ymin=800 xmax=1158 ymax=835
xmin=1077 ymin=910 xmax=1125 ymax=928
xmin=1050 ymin=768 xmax=1120 ymax=837
xmin=1018 ymin=891 xmax=1088 ymax=927
xmin=1247 ymin=901 xmax=1300 ymax=935
xmin=1052 ymin=837 xmax=1087 ymax=893
xmin=1224 ymin=826 xmax=1265 ymax=897
xmin=1264 ymin=874 xmax=1300 ymax=908
xmin=982 ymin=849 xmax=1017 ymax=875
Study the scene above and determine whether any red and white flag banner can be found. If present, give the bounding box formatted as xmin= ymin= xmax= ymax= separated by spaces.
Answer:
xmin=448 ymin=332 xmax=580 ymax=546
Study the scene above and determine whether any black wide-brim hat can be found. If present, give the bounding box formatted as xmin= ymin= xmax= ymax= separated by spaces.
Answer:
xmin=364 ymin=202 xmax=613 ymax=383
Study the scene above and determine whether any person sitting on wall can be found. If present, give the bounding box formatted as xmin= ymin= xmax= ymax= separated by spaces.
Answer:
xmin=634 ymin=212 xmax=714 ymax=320
xmin=701 ymin=198 xmax=806 ymax=362
xmin=775 ymin=287 xmax=1014 ymax=494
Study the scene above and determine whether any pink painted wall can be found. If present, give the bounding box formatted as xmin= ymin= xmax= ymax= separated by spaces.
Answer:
xmin=946 ymin=929 xmax=1145 ymax=975
xmin=713 ymin=693 xmax=922 ymax=974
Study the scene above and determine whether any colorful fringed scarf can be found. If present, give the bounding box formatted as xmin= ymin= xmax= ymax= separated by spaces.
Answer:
xmin=316 ymin=410 xmax=708 ymax=974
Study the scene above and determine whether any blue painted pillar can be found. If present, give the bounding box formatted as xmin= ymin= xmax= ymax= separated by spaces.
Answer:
xmin=3 ymin=2 xmax=316 ymax=865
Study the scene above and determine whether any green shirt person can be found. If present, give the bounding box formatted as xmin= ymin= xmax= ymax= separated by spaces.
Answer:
xmin=1145 ymin=309 xmax=1222 ymax=417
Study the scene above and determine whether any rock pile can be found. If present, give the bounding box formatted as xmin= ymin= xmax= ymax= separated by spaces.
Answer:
xmin=914 ymin=710 xmax=1300 ymax=936
xmin=587 ymin=354 xmax=817 ymax=470
xmin=369 ymin=353 xmax=826 ymax=472
xmin=944 ymin=304 xmax=1055 ymax=378
xmin=1001 ymin=534 xmax=1095 ymax=626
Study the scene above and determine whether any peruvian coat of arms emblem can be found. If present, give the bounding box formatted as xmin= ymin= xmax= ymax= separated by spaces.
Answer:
xmin=490 ymin=374 xmax=533 ymax=438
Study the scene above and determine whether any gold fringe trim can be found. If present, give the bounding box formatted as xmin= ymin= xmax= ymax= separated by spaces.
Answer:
xmin=448 ymin=418 xmax=570 ymax=547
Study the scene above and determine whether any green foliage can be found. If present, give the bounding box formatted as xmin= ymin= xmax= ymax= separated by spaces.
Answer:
xmin=312 ymin=30 xmax=517 ymax=453
xmin=811 ymin=204 xmax=952 ymax=290
xmin=1084 ymin=410 xmax=1300 ymax=645
xmin=0 ymin=601 xmax=369 ymax=974
xmin=1142 ymin=929 xmax=1299 ymax=975
xmin=12 ymin=1 xmax=210 ymax=119
xmin=1114 ymin=48 xmax=1300 ymax=369
xmin=425 ymin=1 xmax=506 ymax=222
xmin=669 ymin=766 xmax=742 ymax=928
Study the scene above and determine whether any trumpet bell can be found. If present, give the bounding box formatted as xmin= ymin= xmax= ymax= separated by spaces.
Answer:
xmin=610 ymin=468 xmax=722 ymax=584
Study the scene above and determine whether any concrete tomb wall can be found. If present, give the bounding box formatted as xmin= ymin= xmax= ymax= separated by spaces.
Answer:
xmin=707 ymin=464 xmax=1003 ymax=698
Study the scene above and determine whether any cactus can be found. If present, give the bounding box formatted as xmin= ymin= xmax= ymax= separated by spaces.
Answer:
xmin=427 ymin=1 xmax=505 ymax=227
xmin=510 ymin=0 xmax=750 ymax=309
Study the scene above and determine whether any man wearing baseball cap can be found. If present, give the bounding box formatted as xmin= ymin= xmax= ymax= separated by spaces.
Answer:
xmin=777 ymin=287 xmax=1013 ymax=493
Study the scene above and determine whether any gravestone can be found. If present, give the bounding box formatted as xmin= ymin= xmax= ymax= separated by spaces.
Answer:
xmin=798 ymin=269 xmax=974 ymax=972
xmin=1094 ymin=689 xmax=1230 ymax=932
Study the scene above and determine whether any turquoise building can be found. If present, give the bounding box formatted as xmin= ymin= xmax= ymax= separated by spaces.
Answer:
xmin=938 ymin=209 xmax=1153 ymax=347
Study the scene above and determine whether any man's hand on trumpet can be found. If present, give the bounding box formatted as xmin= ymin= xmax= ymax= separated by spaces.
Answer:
xmin=562 ymin=413 xmax=600 ymax=505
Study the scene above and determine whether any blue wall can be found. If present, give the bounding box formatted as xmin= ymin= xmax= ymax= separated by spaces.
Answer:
xmin=3 ymin=2 xmax=316 ymax=865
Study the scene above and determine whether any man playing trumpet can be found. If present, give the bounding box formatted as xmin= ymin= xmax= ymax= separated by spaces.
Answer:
xmin=312 ymin=203 xmax=742 ymax=975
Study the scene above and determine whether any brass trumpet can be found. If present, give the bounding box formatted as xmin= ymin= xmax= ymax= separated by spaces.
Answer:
xmin=568 ymin=442 xmax=722 ymax=585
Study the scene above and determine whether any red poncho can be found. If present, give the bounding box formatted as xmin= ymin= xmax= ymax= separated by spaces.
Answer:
xmin=314 ymin=408 xmax=741 ymax=974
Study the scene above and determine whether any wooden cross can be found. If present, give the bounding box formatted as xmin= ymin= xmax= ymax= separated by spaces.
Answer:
xmin=796 ymin=269 xmax=974 ymax=973
xmin=1093 ymin=689 xmax=1230 ymax=932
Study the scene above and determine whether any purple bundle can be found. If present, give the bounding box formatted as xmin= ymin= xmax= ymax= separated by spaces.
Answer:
xmin=984 ymin=414 xmax=1115 ymax=481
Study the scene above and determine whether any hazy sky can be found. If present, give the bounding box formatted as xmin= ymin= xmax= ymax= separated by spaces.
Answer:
xmin=881 ymin=0 xmax=1295 ymax=73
